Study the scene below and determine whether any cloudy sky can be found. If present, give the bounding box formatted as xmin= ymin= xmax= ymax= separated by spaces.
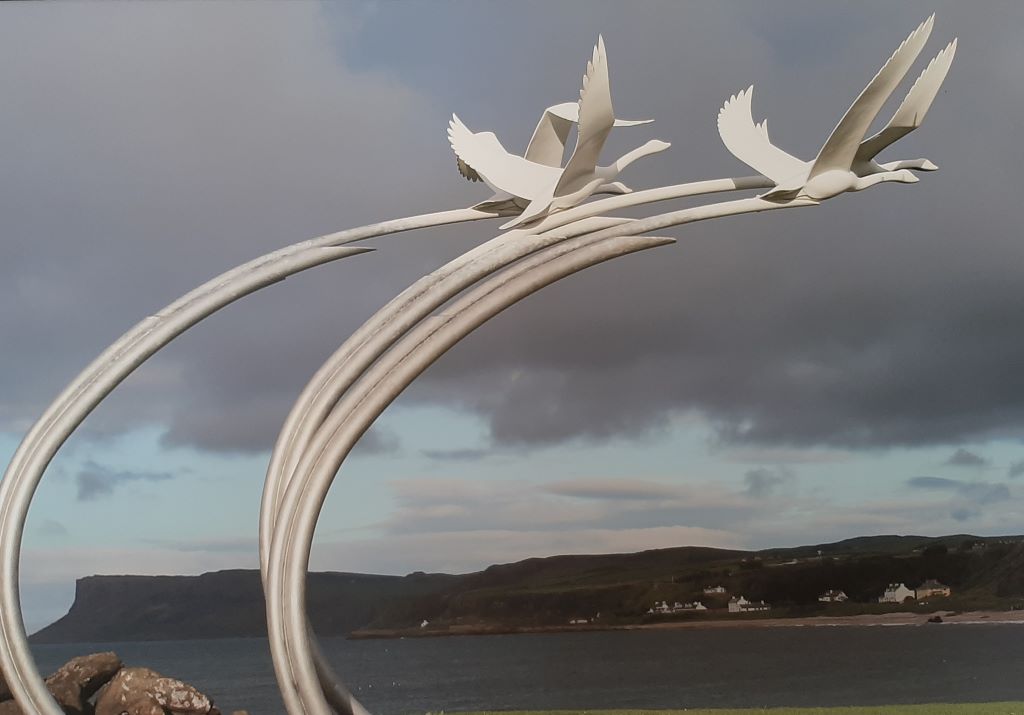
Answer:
xmin=2 ymin=1 xmax=1023 ymax=631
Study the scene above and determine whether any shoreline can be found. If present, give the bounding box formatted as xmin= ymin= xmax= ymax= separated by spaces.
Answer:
xmin=348 ymin=609 xmax=1024 ymax=639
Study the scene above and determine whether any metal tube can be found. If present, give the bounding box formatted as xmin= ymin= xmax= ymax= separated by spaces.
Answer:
xmin=267 ymin=194 xmax=815 ymax=713
xmin=269 ymin=233 xmax=676 ymax=714
xmin=259 ymin=177 xmax=773 ymax=712
xmin=0 ymin=207 xmax=494 ymax=715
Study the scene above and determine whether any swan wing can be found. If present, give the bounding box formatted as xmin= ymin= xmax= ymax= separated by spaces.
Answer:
xmin=556 ymin=36 xmax=615 ymax=196
xmin=448 ymin=114 xmax=557 ymax=199
xmin=809 ymin=15 xmax=934 ymax=179
xmin=613 ymin=118 xmax=654 ymax=127
xmin=856 ymin=37 xmax=957 ymax=162
xmin=525 ymin=101 xmax=653 ymax=167
xmin=717 ymin=86 xmax=804 ymax=184
xmin=525 ymin=102 xmax=577 ymax=167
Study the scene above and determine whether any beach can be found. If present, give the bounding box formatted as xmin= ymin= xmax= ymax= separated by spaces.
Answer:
xmin=350 ymin=609 xmax=1024 ymax=639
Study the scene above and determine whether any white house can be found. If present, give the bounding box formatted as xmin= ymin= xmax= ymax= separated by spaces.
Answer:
xmin=703 ymin=585 xmax=727 ymax=595
xmin=879 ymin=582 xmax=915 ymax=603
xmin=681 ymin=601 xmax=707 ymax=611
xmin=818 ymin=589 xmax=849 ymax=603
xmin=729 ymin=595 xmax=769 ymax=613
xmin=728 ymin=596 xmax=749 ymax=613
xmin=916 ymin=579 xmax=951 ymax=599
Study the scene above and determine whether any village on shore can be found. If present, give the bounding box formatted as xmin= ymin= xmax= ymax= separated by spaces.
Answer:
xmin=629 ymin=579 xmax=953 ymax=621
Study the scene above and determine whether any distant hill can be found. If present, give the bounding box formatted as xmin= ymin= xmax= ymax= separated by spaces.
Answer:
xmin=30 ymin=534 xmax=1024 ymax=643
xmin=31 ymin=570 xmax=456 ymax=643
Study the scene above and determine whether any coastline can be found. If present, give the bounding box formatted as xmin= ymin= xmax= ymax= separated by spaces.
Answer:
xmin=348 ymin=609 xmax=1024 ymax=639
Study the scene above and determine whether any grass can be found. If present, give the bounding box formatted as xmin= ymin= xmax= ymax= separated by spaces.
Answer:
xmin=459 ymin=706 xmax=1024 ymax=715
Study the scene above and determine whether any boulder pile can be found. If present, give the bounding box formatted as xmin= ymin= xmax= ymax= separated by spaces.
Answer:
xmin=0 ymin=654 xmax=223 ymax=715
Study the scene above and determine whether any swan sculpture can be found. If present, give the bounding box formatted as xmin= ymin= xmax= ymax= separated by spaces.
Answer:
xmin=452 ymin=101 xmax=652 ymax=214
xmin=525 ymin=102 xmax=652 ymax=168
xmin=853 ymin=37 xmax=957 ymax=175
xmin=717 ymin=15 xmax=955 ymax=203
xmin=449 ymin=36 xmax=670 ymax=228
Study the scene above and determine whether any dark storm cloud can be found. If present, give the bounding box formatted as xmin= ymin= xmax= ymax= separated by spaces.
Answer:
xmin=950 ymin=507 xmax=976 ymax=523
xmin=957 ymin=482 xmax=1011 ymax=505
xmin=944 ymin=448 xmax=988 ymax=468
xmin=75 ymin=461 xmax=175 ymax=502
xmin=421 ymin=448 xmax=491 ymax=462
xmin=907 ymin=476 xmax=961 ymax=490
xmin=3 ymin=2 xmax=1024 ymax=457
xmin=744 ymin=467 xmax=793 ymax=498
xmin=36 ymin=520 xmax=69 ymax=538
xmin=386 ymin=477 xmax=760 ymax=535
xmin=398 ymin=2 xmax=1024 ymax=451
xmin=906 ymin=474 xmax=1010 ymax=522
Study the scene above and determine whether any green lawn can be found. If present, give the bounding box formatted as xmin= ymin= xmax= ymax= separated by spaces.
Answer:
xmin=460 ymin=706 xmax=1024 ymax=715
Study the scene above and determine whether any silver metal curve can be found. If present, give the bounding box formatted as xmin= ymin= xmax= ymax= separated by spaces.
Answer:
xmin=259 ymin=176 xmax=772 ymax=574
xmin=269 ymin=232 xmax=676 ymax=714
xmin=0 ymin=208 xmax=495 ymax=715
xmin=268 ymin=193 xmax=818 ymax=714
xmin=258 ymin=177 xmax=774 ymax=711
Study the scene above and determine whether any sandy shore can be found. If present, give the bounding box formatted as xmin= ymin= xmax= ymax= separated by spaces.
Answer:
xmin=349 ymin=609 xmax=1024 ymax=639
xmin=624 ymin=609 xmax=1024 ymax=630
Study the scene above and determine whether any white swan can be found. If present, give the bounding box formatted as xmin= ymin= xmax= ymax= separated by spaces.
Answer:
xmin=717 ymin=16 xmax=953 ymax=203
xmin=449 ymin=36 xmax=670 ymax=228
xmin=451 ymin=101 xmax=652 ymax=214
xmin=524 ymin=101 xmax=652 ymax=168
xmin=853 ymin=37 xmax=957 ymax=175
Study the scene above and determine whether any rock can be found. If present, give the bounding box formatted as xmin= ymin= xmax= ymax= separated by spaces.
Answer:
xmin=94 ymin=667 xmax=219 ymax=715
xmin=1 ymin=669 xmax=11 ymax=702
xmin=48 ymin=652 xmax=123 ymax=714
xmin=0 ymin=651 xmax=122 ymax=715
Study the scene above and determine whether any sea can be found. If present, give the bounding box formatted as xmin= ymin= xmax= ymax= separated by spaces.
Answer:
xmin=30 ymin=624 xmax=1024 ymax=714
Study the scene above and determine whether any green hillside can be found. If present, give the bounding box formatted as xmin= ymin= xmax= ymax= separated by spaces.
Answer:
xmin=365 ymin=534 xmax=1024 ymax=632
xmin=30 ymin=533 xmax=1024 ymax=643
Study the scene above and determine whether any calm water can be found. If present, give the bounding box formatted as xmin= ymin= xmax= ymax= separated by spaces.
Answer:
xmin=30 ymin=625 xmax=1024 ymax=714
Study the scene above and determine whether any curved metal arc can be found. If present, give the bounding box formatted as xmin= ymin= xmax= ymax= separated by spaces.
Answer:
xmin=260 ymin=174 xmax=772 ymax=573
xmin=259 ymin=214 xmax=632 ymax=714
xmin=0 ymin=207 xmax=493 ymax=715
xmin=268 ymin=233 xmax=675 ymax=715
xmin=268 ymin=192 xmax=821 ymax=714
xmin=259 ymin=215 xmax=631 ymax=568
xmin=260 ymin=183 xmax=806 ymax=714
xmin=0 ymin=244 xmax=370 ymax=715
xmin=525 ymin=175 xmax=772 ymax=235
xmin=259 ymin=177 xmax=773 ymax=711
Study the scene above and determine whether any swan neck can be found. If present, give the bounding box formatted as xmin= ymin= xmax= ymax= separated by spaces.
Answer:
xmin=613 ymin=142 xmax=661 ymax=173
xmin=852 ymin=173 xmax=893 ymax=191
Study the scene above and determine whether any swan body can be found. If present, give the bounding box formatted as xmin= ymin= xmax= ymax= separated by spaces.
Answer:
xmin=448 ymin=103 xmax=650 ymax=214
xmin=449 ymin=36 xmax=669 ymax=228
xmin=717 ymin=16 xmax=956 ymax=203
xmin=501 ymin=37 xmax=670 ymax=228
